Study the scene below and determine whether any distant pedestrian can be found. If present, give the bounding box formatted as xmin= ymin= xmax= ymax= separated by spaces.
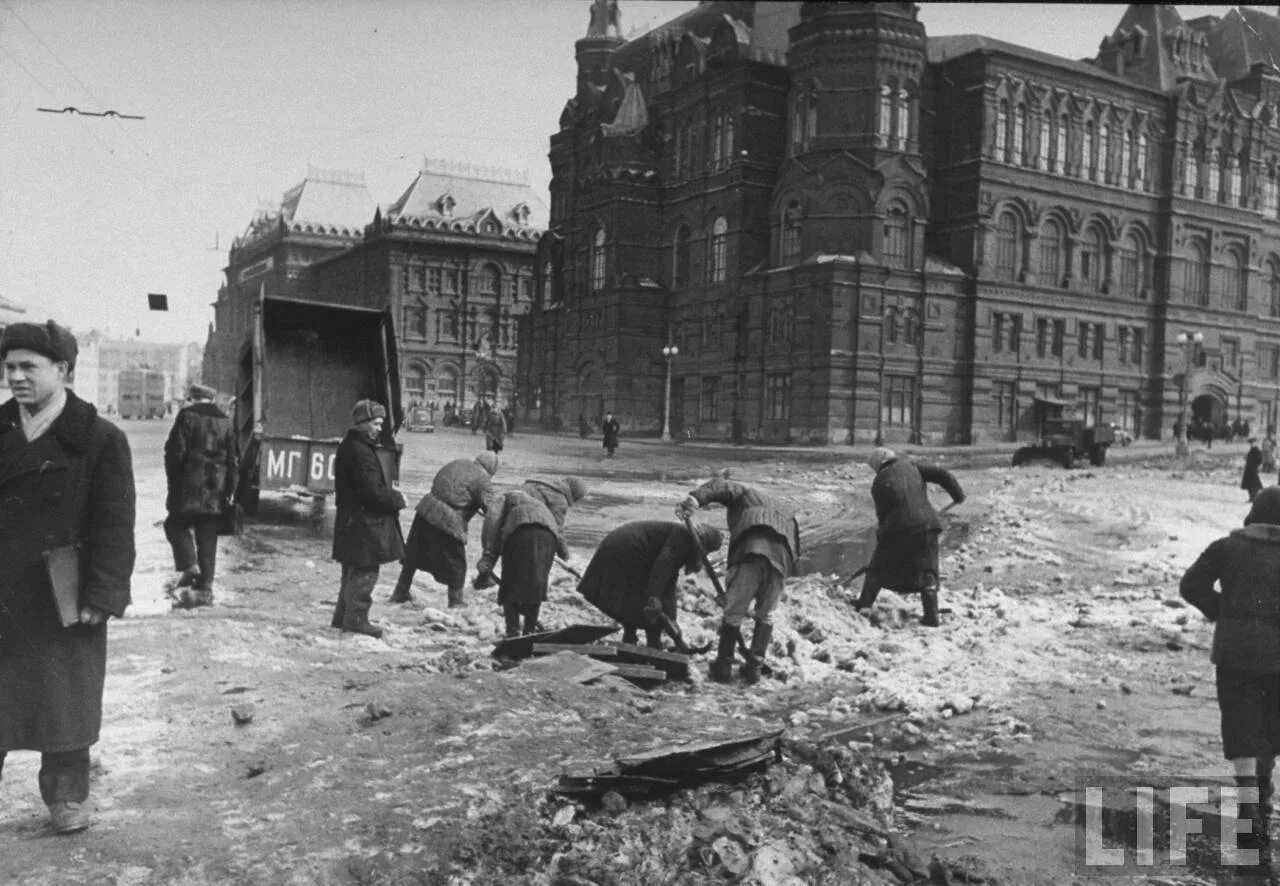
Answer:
xmin=1264 ymin=431 xmax=1277 ymax=474
xmin=854 ymin=448 xmax=965 ymax=627
xmin=578 ymin=414 xmax=590 ymax=439
xmin=475 ymin=477 xmax=588 ymax=637
xmin=677 ymin=477 xmax=800 ymax=684
xmin=1180 ymin=486 xmax=1280 ymax=857
xmin=164 ymin=383 xmax=238 ymax=608
xmin=576 ymin=520 xmax=723 ymax=650
xmin=1243 ymin=438 xmax=1264 ymax=502
xmin=390 ymin=452 xmax=498 ymax=608
xmin=484 ymin=407 xmax=507 ymax=454
xmin=602 ymin=412 xmax=621 ymax=457
xmin=330 ymin=399 xmax=405 ymax=639
xmin=0 ymin=320 xmax=136 ymax=835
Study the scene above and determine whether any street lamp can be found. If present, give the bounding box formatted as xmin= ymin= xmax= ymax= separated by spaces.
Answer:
xmin=661 ymin=343 xmax=679 ymax=442
xmin=1175 ymin=330 xmax=1203 ymax=457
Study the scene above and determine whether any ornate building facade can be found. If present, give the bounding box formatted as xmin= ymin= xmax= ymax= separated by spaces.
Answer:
xmin=522 ymin=2 xmax=1280 ymax=444
xmin=205 ymin=162 xmax=544 ymax=414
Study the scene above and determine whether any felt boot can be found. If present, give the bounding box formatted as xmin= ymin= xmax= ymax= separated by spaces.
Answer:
xmin=920 ymin=589 xmax=941 ymax=627
xmin=708 ymin=624 xmax=739 ymax=683
xmin=740 ymin=623 xmax=773 ymax=685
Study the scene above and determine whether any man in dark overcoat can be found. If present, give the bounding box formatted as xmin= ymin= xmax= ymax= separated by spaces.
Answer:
xmin=0 ymin=320 xmax=135 ymax=835
xmin=1243 ymin=438 xmax=1264 ymax=502
xmin=677 ymin=477 xmax=800 ymax=684
xmin=390 ymin=451 xmax=498 ymax=608
xmin=576 ymin=520 xmax=723 ymax=649
xmin=484 ymin=407 xmax=507 ymax=454
xmin=475 ymin=476 xmax=588 ymax=637
xmin=602 ymin=412 xmax=621 ymax=457
xmin=854 ymin=448 xmax=965 ymax=628
xmin=164 ymin=383 xmax=238 ymax=608
xmin=330 ymin=399 xmax=405 ymax=639
xmin=1181 ymin=486 xmax=1280 ymax=859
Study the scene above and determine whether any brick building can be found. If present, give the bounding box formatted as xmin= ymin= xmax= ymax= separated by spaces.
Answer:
xmin=522 ymin=2 xmax=1280 ymax=444
xmin=204 ymin=162 xmax=545 ymax=416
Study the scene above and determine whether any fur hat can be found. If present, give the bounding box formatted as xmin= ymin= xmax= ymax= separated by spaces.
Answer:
xmin=1246 ymin=487 xmax=1280 ymax=526
xmin=693 ymin=522 xmax=723 ymax=554
xmin=0 ymin=320 xmax=78 ymax=372
xmin=564 ymin=476 xmax=588 ymax=503
xmin=188 ymin=383 xmax=217 ymax=401
xmin=868 ymin=447 xmax=897 ymax=473
xmin=351 ymin=399 xmax=386 ymax=425
xmin=474 ymin=452 xmax=499 ymax=475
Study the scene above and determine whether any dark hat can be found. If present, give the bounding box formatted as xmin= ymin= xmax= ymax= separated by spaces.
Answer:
xmin=188 ymin=383 xmax=217 ymax=401
xmin=1246 ymin=487 xmax=1280 ymax=527
xmin=0 ymin=320 xmax=78 ymax=371
xmin=351 ymin=399 xmax=386 ymax=425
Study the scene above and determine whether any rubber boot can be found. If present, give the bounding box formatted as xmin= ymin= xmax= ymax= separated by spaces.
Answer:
xmin=854 ymin=577 xmax=881 ymax=612
xmin=343 ymin=620 xmax=383 ymax=640
xmin=522 ymin=604 xmax=542 ymax=636
xmin=708 ymin=624 xmax=739 ymax=683
xmin=389 ymin=565 xmax=415 ymax=604
xmin=447 ymin=585 xmax=466 ymax=608
xmin=740 ymin=623 xmax=773 ymax=685
xmin=503 ymin=605 xmax=521 ymax=639
xmin=921 ymin=587 xmax=941 ymax=627
xmin=621 ymin=626 xmax=639 ymax=645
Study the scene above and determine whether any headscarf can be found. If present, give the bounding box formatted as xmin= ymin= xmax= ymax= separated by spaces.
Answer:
xmin=474 ymin=452 xmax=499 ymax=476
xmin=867 ymin=447 xmax=897 ymax=473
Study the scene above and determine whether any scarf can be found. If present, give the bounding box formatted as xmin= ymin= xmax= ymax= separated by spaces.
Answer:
xmin=20 ymin=385 xmax=68 ymax=442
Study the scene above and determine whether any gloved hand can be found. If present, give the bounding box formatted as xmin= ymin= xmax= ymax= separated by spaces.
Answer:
xmin=675 ymin=495 xmax=699 ymax=519
xmin=472 ymin=569 xmax=494 ymax=591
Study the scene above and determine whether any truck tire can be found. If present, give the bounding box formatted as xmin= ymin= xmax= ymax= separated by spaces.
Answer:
xmin=1061 ymin=448 xmax=1075 ymax=469
xmin=1090 ymin=444 xmax=1107 ymax=467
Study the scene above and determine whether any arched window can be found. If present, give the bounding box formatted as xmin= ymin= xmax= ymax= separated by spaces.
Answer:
xmin=1098 ymin=123 xmax=1110 ymax=182
xmin=591 ymin=227 xmax=606 ymax=291
xmin=1082 ymin=122 xmax=1094 ymax=181
xmin=1227 ymin=155 xmax=1242 ymax=206
xmin=1013 ymin=104 xmax=1026 ymax=165
xmin=1223 ymin=249 xmax=1247 ymax=311
xmin=479 ymin=265 xmax=500 ymax=296
xmin=405 ymin=365 xmax=427 ymax=407
xmin=1038 ymin=116 xmax=1051 ymax=169
xmin=996 ymin=100 xmax=1009 ymax=159
xmin=1185 ymin=240 xmax=1210 ymax=306
xmin=1056 ymin=114 xmax=1068 ymax=174
xmin=725 ymin=113 xmax=736 ymax=165
xmin=1266 ymin=167 xmax=1279 ymax=218
xmin=1186 ymin=146 xmax=1201 ymax=195
xmin=895 ymin=89 xmax=910 ymax=144
xmin=780 ymin=203 xmax=802 ymax=265
xmin=436 ymin=366 xmax=458 ymax=403
xmin=1269 ymin=258 xmax=1280 ymax=318
xmin=1136 ymin=133 xmax=1148 ymax=188
xmin=1119 ymin=233 xmax=1147 ymax=297
xmin=541 ymin=261 xmax=553 ymax=303
xmin=883 ymin=204 xmax=911 ymax=268
xmin=880 ymin=86 xmax=894 ymax=142
xmin=1040 ymin=218 xmax=1063 ymax=285
xmin=707 ymin=216 xmax=728 ymax=283
xmin=711 ymin=111 xmax=725 ymax=170
xmin=993 ymin=210 xmax=1019 ymax=280
xmin=1208 ymin=149 xmax=1222 ymax=201
xmin=1121 ymin=130 xmax=1133 ymax=186
xmin=673 ymin=225 xmax=691 ymax=287
xmin=1080 ymin=226 xmax=1105 ymax=291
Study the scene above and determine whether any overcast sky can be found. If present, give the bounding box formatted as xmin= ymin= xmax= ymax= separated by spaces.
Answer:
xmin=0 ymin=2 xmax=1241 ymax=344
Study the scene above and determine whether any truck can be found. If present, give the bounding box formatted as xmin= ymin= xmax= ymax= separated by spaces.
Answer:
xmin=117 ymin=368 xmax=167 ymax=419
xmin=1011 ymin=396 xmax=1115 ymax=468
xmin=233 ymin=294 xmax=402 ymax=515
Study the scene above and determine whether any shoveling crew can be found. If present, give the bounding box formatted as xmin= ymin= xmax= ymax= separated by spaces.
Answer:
xmin=676 ymin=477 xmax=800 ymax=684
xmin=854 ymin=447 xmax=965 ymax=627
xmin=390 ymin=451 xmax=498 ymax=608
xmin=474 ymin=476 xmax=588 ymax=638
xmin=576 ymin=519 xmax=723 ymax=651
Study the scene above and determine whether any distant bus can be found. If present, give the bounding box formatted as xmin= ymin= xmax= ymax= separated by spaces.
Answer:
xmin=118 ymin=368 xmax=166 ymax=419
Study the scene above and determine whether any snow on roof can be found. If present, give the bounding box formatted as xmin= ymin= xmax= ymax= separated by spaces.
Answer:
xmin=386 ymin=158 xmax=548 ymax=230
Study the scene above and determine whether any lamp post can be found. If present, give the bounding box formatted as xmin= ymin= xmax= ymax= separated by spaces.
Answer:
xmin=1175 ymin=330 xmax=1203 ymax=457
xmin=661 ymin=342 xmax=679 ymax=442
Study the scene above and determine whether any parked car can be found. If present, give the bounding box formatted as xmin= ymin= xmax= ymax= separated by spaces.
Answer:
xmin=405 ymin=406 xmax=435 ymax=433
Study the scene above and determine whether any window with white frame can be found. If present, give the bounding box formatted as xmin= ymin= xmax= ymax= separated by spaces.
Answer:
xmin=883 ymin=375 xmax=914 ymax=427
xmin=883 ymin=204 xmax=910 ymax=268
xmin=767 ymin=373 xmax=791 ymax=421
xmin=1040 ymin=218 xmax=1062 ymax=285
xmin=1038 ymin=117 xmax=1051 ymax=169
xmin=780 ymin=204 xmax=801 ymax=264
xmin=996 ymin=100 xmax=1008 ymax=159
xmin=994 ymin=210 xmax=1019 ymax=280
xmin=1098 ymin=123 xmax=1110 ymax=182
xmin=1057 ymin=114 xmax=1068 ymax=174
xmin=1013 ymin=105 xmax=1026 ymax=165
xmin=1082 ymin=122 xmax=1094 ymax=180
xmin=708 ymin=216 xmax=728 ymax=283
xmin=895 ymin=89 xmax=910 ymax=145
xmin=1136 ymin=132 xmax=1148 ymax=188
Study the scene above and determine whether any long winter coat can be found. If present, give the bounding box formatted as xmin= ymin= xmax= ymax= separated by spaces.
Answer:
xmin=871 ymin=457 xmax=965 ymax=535
xmin=1242 ymin=445 xmax=1264 ymax=496
xmin=687 ymin=478 xmax=800 ymax=570
xmin=0 ymin=391 xmax=135 ymax=752
xmin=414 ymin=458 xmax=495 ymax=543
xmin=577 ymin=521 xmax=701 ymax=628
xmin=331 ymin=428 xmax=405 ymax=566
xmin=1181 ymin=522 xmax=1280 ymax=674
xmin=164 ymin=401 xmax=238 ymax=515
xmin=484 ymin=410 xmax=507 ymax=453
xmin=478 ymin=490 xmax=567 ymax=571
xmin=602 ymin=417 xmax=621 ymax=452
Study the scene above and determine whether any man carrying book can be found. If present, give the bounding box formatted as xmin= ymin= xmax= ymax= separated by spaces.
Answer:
xmin=164 ymin=383 xmax=238 ymax=608
xmin=0 ymin=320 xmax=136 ymax=835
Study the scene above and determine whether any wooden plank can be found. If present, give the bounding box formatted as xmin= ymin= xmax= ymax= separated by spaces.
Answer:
xmin=600 ymin=664 xmax=668 ymax=686
xmin=531 ymin=643 xmax=620 ymax=660
xmin=491 ymin=624 xmax=619 ymax=660
xmin=606 ymin=642 xmax=691 ymax=680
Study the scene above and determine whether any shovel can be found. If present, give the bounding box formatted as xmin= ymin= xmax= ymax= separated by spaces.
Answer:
xmin=682 ymin=512 xmax=727 ymax=607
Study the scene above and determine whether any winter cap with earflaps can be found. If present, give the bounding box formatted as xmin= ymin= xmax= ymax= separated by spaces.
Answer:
xmin=564 ymin=477 xmax=588 ymax=503
xmin=1245 ymin=487 xmax=1280 ymax=526
xmin=867 ymin=447 xmax=897 ymax=473
xmin=0 ymin=320 xmax=78 ymax=372
xmin=474 ymin=452 xmax=499 ymax=476
xmin=351 ymin=399 xmax=386 ymax=425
